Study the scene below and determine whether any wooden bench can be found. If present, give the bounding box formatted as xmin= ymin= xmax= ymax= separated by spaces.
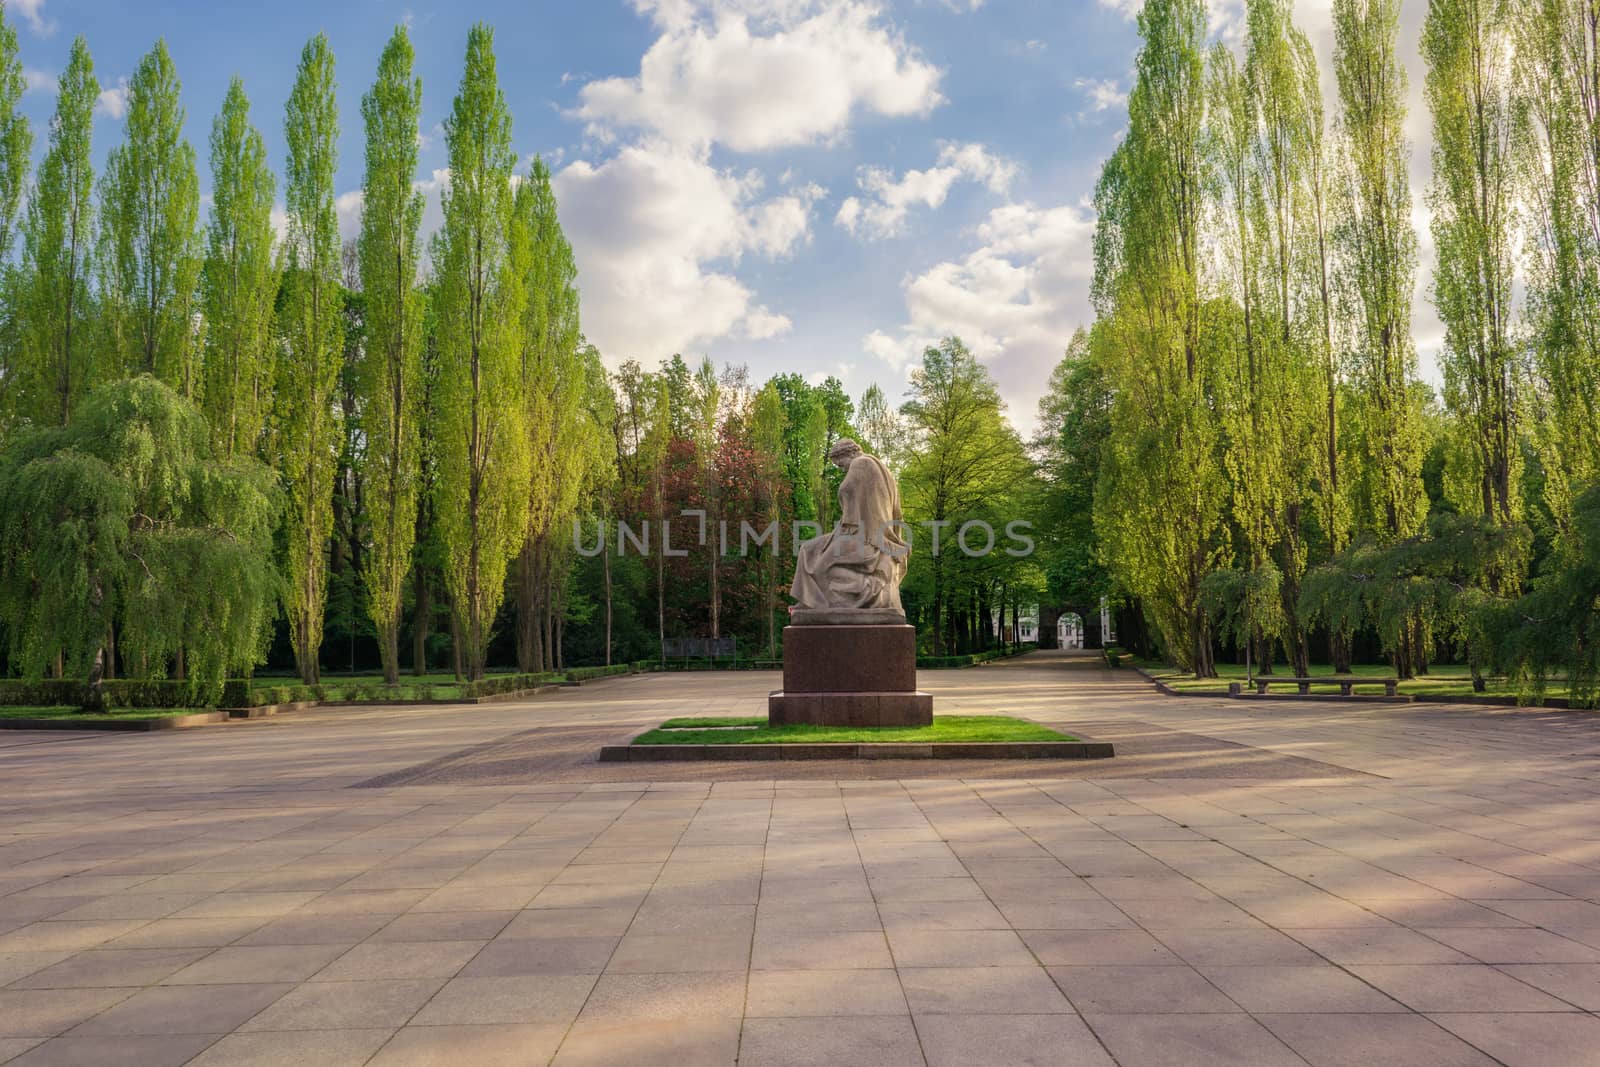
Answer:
xmin=1229 ymin=676 xmax=1398 ymax=698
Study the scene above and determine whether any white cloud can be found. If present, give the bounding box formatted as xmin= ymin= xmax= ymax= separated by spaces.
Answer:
xmin=94 ymin=77 xmax=127 ymax=120
xmin=577 ymin=0 xmax=944 ymax=152
xmin=12 ymin=0 xmax=53 ymax=36
xmin=1095 ymin=0 xmax=1141 ymax=18
xmin=554 ymin=142 xmax=820 ymax=361
xmin=1073 ymin=77 xmax=1126 ymax=115
xmin=862 ymin=200 xmax=1097 ymax=427
xmin=335 ymin=190 xmax=364 ymax=243
xmin=23 ymin=68 xmax=52 ymax=93
xmin=835 ymin=141 xmax=1017 ymax=239
xmin=553 ymin=0 xmax=950 ymax=363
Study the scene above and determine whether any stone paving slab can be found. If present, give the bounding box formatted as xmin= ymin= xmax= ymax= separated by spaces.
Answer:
xmin=1 ymin=651 xmax=1599 ymax=1063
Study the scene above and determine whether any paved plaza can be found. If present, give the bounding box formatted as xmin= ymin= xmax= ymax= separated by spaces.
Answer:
xmin=4 ymin=651 xmax=1600 ymax=1065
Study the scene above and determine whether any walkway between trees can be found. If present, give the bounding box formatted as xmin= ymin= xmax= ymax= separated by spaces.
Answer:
xmin=1 ymin=650 xmax=1597 ymax=1064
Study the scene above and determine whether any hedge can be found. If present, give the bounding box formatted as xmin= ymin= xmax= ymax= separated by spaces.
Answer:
xmin=0 ymin=678 xmax=218 ymax=708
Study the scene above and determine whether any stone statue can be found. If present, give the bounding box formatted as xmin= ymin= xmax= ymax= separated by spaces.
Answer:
xmin=788 ymin=438 xmax=909 ymax=623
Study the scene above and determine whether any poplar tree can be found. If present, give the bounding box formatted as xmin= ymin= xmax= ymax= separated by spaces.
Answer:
xmin=1514 ymin=0 xmax=1600 ymax=547
xmin=201 ymin=78 xmax=278 ymax=458
xmin=432 ymin=24 xmax=526 ymax=680
xmin=357 ymin=26 xmax=424 ymax=686
xmin=18 ymin=38 xmax=97 ymax=427
xmin=0 ymin=1 xmax=31 ymax=423
xmin=1300 ymin=10 xmax=1352 ymax=669
xmin=99 ymin=40 xmax=202 ymax=394
xmin=0 ymin=1 xmax=27 ymax=270
xmin=1333 ymin=0 xmax=1426 ymax=545
xmin=1092 ymin=0 xmax=1227 ymax=674
xmin=511 ymin=157 xmax=581 ymax=673
xmin=275 ymin=33 xmax=343 ymax=685
xmin=1423 ymin=0 xmax=1522 ymax=577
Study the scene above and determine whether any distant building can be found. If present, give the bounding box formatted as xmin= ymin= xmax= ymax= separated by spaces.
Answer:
xmin=991 ymin=604 xmax=1039 ymax=644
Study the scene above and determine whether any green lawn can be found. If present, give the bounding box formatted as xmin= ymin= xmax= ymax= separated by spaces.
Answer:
xmin=1135 ymin=658 xmax=1568 ymax=701
xmin=632 ymin=714 xmax=1078 ymax=746
xmin=0 ymin=706 xmax=207 ymax=721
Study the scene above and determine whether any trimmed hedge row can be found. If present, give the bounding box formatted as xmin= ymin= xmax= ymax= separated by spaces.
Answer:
xmin=563 ymin=664 xmax=634 ymax=682
xmin=918 ymin=645 xmax=1033 ymax=669
xmin=0 ymin=679 xmax=217 ymax=708
xmin=1 ymin=663 xmax=640 ymax=710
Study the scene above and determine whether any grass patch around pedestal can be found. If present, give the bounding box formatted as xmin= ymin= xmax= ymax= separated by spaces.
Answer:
xmin=633 ymin=714 xmax=1078 ymax=746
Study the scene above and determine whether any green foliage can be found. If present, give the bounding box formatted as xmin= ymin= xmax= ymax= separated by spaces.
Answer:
xmin=1513 ymin=0 xmax=1600 ymax=551
xmin=16 ymin=37 xmax=98 ymax=427
xmin=357 ymin=26 xmax=425 ymax=686
xmin=1300 ymin=512 xmax=1530 ymax=673
xmin=1333 ymin=0 xmax=1427 ymax=543
xmin=275 ymin=33 xmax=344 ymax=684
xmin=202 ymin=78 xmax=278 ymax=458
xmin=1480 ymin=486 xmax=1600 ymax=707
xmin=0 ymin=378 xmax=280 ymax=705
xmin=98 ymin=40 xmax=202 ymax=393
xmin=432 ymin=24 xmax=526 ymax=679
xmin=1201 ymin=564 xmax=1286 ymax=651
xmin=0 ymin=1 xmax=29 ymax=269
xmin=1423 ymin=0 xmax=1521 ymax=537
xmin=899 ymin=337 xmax=1030 ymax=656
xmin=1092 ymin=0 xmax=1228 ymax=675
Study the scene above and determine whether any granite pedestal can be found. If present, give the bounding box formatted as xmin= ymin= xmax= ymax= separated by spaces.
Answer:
xmin=767 ymin=621 xmax=933 ymax=727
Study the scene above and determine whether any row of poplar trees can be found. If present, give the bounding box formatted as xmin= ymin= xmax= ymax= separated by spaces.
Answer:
xmin=0 ymin=11 xmax=613 ymax=685
xmin=1090 ymin=0 xmax=1600 ymax=684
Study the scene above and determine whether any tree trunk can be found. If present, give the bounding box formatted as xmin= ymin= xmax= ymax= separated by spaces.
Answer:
xmin=449 ymin=593 xmax=464 ymax=682
xmin=1330 ymin=631 xmax=1352 ymax=673
xmin=412 ymin=566 xmax=430 ymax=676
xmin=542 ymin=559 xmax=555 ymax=674
xmin=515 ymin=538 xmax=537 ymax=673
xmin=603 ymin=538 xmax=613 ymax=667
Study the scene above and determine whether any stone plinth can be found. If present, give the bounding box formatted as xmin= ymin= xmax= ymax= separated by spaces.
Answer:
xmin=768 ymin=623 xmax=932 ymax=727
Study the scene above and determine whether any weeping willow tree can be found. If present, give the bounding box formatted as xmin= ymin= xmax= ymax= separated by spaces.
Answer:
xmin=0 ymin=378 xmax=279 ymax=706
xmin=1480 ymin=485 xmax=1600 ymax=707
xmin=1300 ymin=513 xmax=1530 ymax=685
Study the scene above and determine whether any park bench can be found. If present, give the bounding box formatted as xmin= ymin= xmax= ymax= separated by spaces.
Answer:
xmin=1230 ymin=675 xmax=1398 ymax=698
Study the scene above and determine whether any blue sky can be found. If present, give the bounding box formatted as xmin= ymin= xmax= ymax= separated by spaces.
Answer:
xmin=10 ymin=0 xmax=1441 ymax=430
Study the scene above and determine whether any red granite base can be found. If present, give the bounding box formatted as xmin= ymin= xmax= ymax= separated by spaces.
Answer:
xmin=771 ymin=623 xmax=929 ymax=726
xmin=780 ymin=624 xmax=917 ymax=693
xmin=767 ymin=690 xmax=933 ymax=727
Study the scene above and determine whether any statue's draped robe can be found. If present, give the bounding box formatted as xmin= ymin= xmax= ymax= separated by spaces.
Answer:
xmin=790 ymin=454 xmax=909 ymax=612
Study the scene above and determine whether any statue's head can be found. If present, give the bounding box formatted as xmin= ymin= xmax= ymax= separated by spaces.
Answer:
xmin=829 ymin=438 xmax=863 ymax=469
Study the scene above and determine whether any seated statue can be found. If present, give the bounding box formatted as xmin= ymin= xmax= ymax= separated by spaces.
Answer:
xmin=789 ymin=438 xmax=909 ymax=623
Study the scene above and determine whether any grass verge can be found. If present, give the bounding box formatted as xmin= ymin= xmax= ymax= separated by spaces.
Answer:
xmin=634 ymin=714 xmax=1077 ymax=746
xmin=1133 ymin=658 xmax=1570 ymax=701
xmin=0 ymin=706 xmax=205 ymax=721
